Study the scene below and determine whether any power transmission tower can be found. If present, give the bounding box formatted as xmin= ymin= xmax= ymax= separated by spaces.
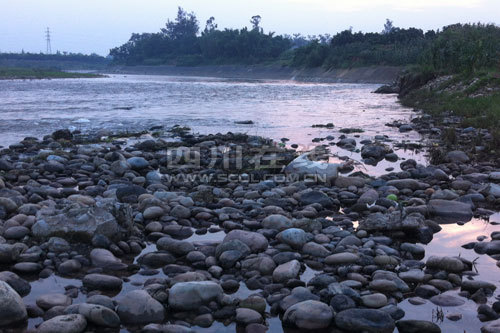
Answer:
xmin=45 ymin=27 xmax=52 ymax=54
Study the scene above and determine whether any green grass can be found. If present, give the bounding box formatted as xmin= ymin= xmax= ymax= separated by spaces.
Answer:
xmin=401 ymin=73 xmax=500 ymax=124
xmin=0 ymin=67 xmax=104 ymax=80
xmin=401 ymin=71 xmax=500 ymax=152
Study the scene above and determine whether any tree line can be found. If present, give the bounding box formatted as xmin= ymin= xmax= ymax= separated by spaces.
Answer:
xmin=109 ymin=8 xmax=291 ymax=66
xmin=110 ymin=9 xmax=500 ymax=76
xmin=292 ymin=20 xmax=500 ymax=75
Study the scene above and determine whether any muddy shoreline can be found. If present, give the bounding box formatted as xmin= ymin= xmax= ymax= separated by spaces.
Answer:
xmin=104 ymin=65 xmax=402 ymax=84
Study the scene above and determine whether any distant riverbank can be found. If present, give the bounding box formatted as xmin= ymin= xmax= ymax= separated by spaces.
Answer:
xmin=104 ymin=65 xmax=402 ymax=84
xmin=0 ymin=67 xmax=105 ymax=80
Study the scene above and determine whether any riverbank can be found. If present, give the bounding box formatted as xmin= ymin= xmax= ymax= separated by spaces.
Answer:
xmin=0 ymin=121 xmax=499 ymax=332
xmin=400 ymin=72 xmax=500 ymax=160
xmin=105 ymin=65 xmax=402 ymax=84
xmin=0 ymin=68 xmax=105 ymax=80
xmin=376 ymin=69 xmax=500 ymax=164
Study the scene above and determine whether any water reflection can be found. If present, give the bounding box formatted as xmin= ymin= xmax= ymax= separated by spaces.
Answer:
xmin=424 ymin=215 xmax=500 ymax=283
xmin=398 ymin=213 xmax=500 ymax=332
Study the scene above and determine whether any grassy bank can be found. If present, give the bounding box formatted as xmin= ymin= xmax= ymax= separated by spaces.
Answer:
xmin=0 ymin=67 xmax=104 ymax=80
xmin=401 ymin=70 xmax=500 ymax=151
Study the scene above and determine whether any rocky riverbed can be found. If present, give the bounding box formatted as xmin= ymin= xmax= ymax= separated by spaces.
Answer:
xmin=0 ymin=121 xmax=499 ymax=333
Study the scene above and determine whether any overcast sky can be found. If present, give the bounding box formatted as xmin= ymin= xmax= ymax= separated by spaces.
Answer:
xmin=0 ymin=0 xmax=498 ymax=56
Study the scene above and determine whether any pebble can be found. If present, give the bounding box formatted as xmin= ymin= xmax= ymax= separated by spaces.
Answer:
xmin=36 ymin=293 xmax=72 ymax=310
xmin=82 ymin=273 xmax=123 ymax=290
xmin=0 ymin=127 xmax=499 ymax=332
xmin=116 ymin=290 xmax=165 ymax=324
xmin=37 ymin=314 xmax=87 ymax=333
xmin=283 ymin=300 xmax=333 ymax=329
xmin=361 ymin=293 xmax=388 ymax=308
xmin=0 ymin=281 xmax=27 ymax=326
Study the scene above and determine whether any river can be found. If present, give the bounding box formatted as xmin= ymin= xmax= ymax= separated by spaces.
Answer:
xmin=0 ymin=74 xmax=424 ymax=175
xmin=2 ymin=74 xmax=498 ymax=332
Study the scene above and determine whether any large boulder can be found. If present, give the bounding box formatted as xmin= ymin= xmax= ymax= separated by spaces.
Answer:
xmin=241 ymin=256 xmax=276 ymax=276
xmin=90 ymin=248 xmax=127 ymax=270
xmin=127 ymin=157 xmax=149 ymax=170
xmin=445 ymin=150 xmax=469 ymax=163
xmin=78 ymin=303 xmax=120 ymax=328
xmin=33 ymin=206 xmax=120 ymax=242
xmin=299 ymin=191 xmax=334 ymax=208
xmin=0 ymin=244 xmax=21 ymax=264
xmin=480 ymin=241 xmax=500 ymax=255
xmin=335 ymin=176 xmax=369 ymax=188
xmin=279 ymin=287 xmax=320 ymax=311
xmin=83 ymin=274 xmax=123 ymax=291
xmin=156 ymin=236 xmax=194 ymax=256
xmin=223 ymin=230 xmax=268 ymax=253
xmin=361 ymin=144 xmax=392 ymax=160
xmin=116 ymin=290 xmax=164 ymax=325
xmin=0 ymin=271 xmax=31 ymax=297
xmin=47 ymin=237 xmax=71 ymax=253
xmin=0 ymin=281 xmax=27 ymax=326
xmin=38 ymin=314 xmax=87 ymax=333
xmin=426 ymin=256 xmax=465 ymax=273
xmin=52 ymin=129 xmax=73 ymax=140
xmin=358 ymin=189 xmax=379 ymax=205
xmin=277 ymin=228 xmax=308 ymax=249
xmin=215 ymin=240 xmax=251 ymax=260
xmin=168 ymin=281 xmax=223 ymax=311
xmin=461 ymin=279 xmax=496 ymax=293
xmin=142 ymin=324 xmax=196 ymax=333
xmin=325 ymin=253 xmax=359 ymax=265
xmin=482 ymin=319 xmax=500 ymax=333
xmin=482 ymin=183 xmax=500 ymax=198
xmin=36 ymin=293 xmax=72 ymax=310
xmin=335 ymin=308 xmax=395 ymax=333
xmin=427 ymin=200 xmax=473 ymax=222
xmin=396 ymin=320 xmax=441 ymax=333
xmin=262 ymin=214 xmax=292 ymax=231
xmin=284 ymin=153 xmax=339 ymax=183
xmin=115 ymin=184 xmax=147 ymax=203
xmin=235 ymin=308 xmax=263 ymax=325
xmin=273 ymin=260 xmax=301 ymax=283
xmin=0 ymin=197 xmax=18 ymax=213
xmin=359 ymin=211 xmax=425 ymax=232
xmin=386 ymin=179 xmax=426 ymax=191
xmin=429 ymin=294 xmax=465 ymax=307
xmin=283 ymin=300 xmax=333 ymax=329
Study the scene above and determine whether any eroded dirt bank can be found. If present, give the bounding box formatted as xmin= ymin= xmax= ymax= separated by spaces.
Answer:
xmin=105 ymin=65 xmax=402 ymax=84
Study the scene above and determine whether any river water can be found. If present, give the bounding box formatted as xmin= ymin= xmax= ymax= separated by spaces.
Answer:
xmin=1 ymin=74 xmax=498 ymax=332
xmin=0 ymin=74 xmax=425 ymax=175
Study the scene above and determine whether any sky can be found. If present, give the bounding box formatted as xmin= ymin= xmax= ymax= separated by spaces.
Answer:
xmin=0 ymin=0 xmax=498 ymax=56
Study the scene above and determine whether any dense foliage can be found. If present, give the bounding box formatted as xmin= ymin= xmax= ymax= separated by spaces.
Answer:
xmin=292 ymin=26 xmax=434 ymax=68
xmin=420 ymin=23 xmax=500 ymax=74
xmin=110 ymin=7 xmax=291 ymax=65
xmin=293 ymin=23 xmax=500 ymax=74
xmin=109 ymin=8 xmax=500 ymax=75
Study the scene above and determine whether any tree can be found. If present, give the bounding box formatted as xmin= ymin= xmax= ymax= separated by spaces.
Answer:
xmin=319 ymin=34 xmax=332 ymax=44
xmin=161 ymin=7 xmax=199 ymax=40
xmin=204 ymin=17 xmax=217 ymax=34
xmin=383 ymin=19 xmax=394 ymax=34
xmin=250 ymin=15 xmax=262 ymax=31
